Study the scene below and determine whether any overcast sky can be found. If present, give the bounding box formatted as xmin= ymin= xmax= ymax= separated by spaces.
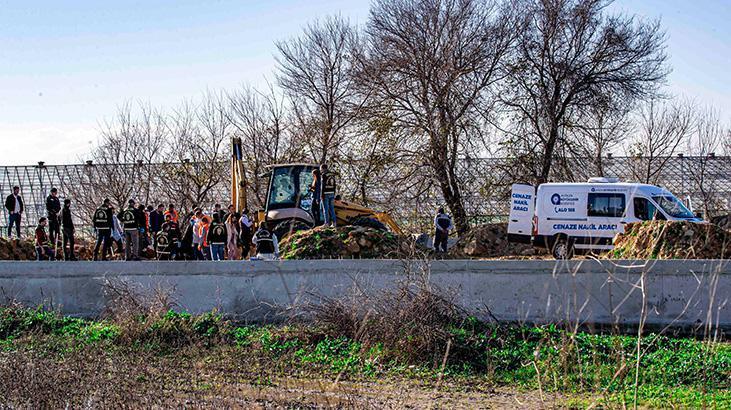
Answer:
xmin=1 ymin=0 xmax=729 ymax=165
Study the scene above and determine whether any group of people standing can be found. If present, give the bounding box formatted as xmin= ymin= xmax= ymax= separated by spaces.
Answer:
xmin=4 ymin=186 xmax=76 ymax=261
xmin=91 ymin=199 xmax=278 ymax=261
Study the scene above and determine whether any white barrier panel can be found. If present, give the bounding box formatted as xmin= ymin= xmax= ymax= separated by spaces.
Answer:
xmin=0 ymin=259 xmax=728 ymax=330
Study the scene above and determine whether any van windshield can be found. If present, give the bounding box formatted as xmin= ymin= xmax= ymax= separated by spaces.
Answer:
xmin=652 ymin=195 xmax=694 ymax=219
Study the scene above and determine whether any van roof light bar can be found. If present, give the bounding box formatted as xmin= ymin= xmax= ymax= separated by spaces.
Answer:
xmin=587 ymin=177 xmax=620 ymax=183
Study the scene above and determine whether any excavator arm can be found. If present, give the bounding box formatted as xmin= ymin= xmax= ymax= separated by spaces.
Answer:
xmin=231 ymin=137 xmax=248 ymax=213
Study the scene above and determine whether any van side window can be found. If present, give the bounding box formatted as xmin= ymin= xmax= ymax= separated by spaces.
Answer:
xmin=587 ymin=193 xmax=625 ymax=218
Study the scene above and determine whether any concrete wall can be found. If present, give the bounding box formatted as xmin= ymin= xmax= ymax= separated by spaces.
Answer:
xmin=0 ymin=259 xmax=728 ymax=330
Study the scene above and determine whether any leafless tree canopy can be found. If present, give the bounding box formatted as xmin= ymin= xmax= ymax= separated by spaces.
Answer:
xmin=276 ymin=15 xmax=366 ymax=164
xmin=500 ymin=0 xmax=669 ymax=184
xmin=358 ymin=0 xmax=513 ymax=234
xmin=626 ymin=98 xmax=695 ymax=184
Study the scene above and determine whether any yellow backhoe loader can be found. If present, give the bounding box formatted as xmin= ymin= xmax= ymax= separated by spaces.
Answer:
xmin=231 ymin=137 xmax=402 ymax=239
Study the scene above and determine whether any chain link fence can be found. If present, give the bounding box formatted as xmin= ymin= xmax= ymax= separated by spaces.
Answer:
xmin=1 ymin=156 xmax=729 ymax=238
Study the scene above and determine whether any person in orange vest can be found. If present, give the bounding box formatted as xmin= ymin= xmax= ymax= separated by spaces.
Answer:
xmin=164 ymin=203 xmax=179 ymax=223
xmin=197 ymin=215 xmax=211 ymax=260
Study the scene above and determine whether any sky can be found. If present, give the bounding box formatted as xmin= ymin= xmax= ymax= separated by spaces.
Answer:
xmin=0 ymin=0 xmax=729 ymax=166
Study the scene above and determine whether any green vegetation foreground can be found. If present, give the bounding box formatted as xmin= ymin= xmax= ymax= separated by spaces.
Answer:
xmin=0 ymin=301 xmax=728 ymax=408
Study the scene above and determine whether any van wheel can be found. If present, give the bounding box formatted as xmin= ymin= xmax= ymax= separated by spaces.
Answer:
xmin=552 ymin=236 xmax=574 ymax=260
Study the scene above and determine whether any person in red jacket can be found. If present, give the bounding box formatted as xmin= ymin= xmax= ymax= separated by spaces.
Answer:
xmin=35 ymin=217 xmax=55 ymax=261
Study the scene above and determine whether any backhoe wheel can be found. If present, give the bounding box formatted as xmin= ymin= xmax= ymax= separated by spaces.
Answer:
xmin=350 ymin=217 xmax=387 ymax=231
xmin=551 ymin=235 xmax=574 ymax=260
xmin=273 ymin=220 xmax=311 ymax=240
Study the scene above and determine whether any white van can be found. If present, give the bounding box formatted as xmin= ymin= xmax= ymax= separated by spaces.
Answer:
xmin=507 ymin=177 xmax=702 ymax=259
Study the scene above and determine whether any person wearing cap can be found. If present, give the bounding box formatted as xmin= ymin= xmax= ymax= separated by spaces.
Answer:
xmin=35 ymin=217 xmax=55 ymax=261
xmin=45 ymin=187 xmax=62 ymax=249
xmin=4 ymin=186 xmax=24 ymax=239
xmin=119 ymin=199 xmax=142 ymax=261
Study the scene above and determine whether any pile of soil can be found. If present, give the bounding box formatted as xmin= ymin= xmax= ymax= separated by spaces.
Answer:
xmin=449 ymin=223 xmax=543 ymax=258
xmin=0 ymin=238 xmax=37 ymax=260
xmin=608 ymin=221 xmax=731 ymax=259
xmin=279 ymin=226 xmax=409 ymax=259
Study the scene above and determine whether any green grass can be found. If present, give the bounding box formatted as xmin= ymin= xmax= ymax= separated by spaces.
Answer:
xmin=1 ymin=306 xmax=728 ymax=408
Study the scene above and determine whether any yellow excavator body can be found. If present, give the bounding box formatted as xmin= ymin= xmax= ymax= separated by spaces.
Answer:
xmin=231 ymin=138 xmax=402 ymax=237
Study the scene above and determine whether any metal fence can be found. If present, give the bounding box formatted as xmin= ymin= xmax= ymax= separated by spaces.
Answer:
xmin=1 ymin=156 xmax=730 ymax=238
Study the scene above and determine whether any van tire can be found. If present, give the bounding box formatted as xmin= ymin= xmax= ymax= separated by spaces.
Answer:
xmin=551 ymin=236 xmax=574 ymax=260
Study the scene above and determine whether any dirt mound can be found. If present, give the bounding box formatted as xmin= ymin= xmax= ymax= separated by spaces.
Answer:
xmin=0 ymin=238 xmax=37 ymax=260
xmin=279 ymin=226 xmax=409 ymax=259
xmin=449 ymin=223 xmax=542 ymax=258
xmin=608 ymin=221 xmax=731 ymax=259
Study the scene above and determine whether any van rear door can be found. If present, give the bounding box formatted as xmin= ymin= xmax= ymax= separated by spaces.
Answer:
xmin=507 ymin=184 xmax=535 ymax=244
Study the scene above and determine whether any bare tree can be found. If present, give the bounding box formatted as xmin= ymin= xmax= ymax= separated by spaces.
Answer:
xmin=359 ymin=0 xmax=513 ymax=234
xmin=501 ymin=0 xmax=668 ymax=184
xmin=227 ymin=84 xmax=306 ymax=207
xmin=276 ymin=15 xmax=366 ymax=164
xmin=160 ymin=92 xmax=230 ymax=211
xmin=626 ymin=98 xmax=694 ymax=184
xmin=70 ymin=102 xmax=169 ymax=219
xmin=686 ymin=106 xmax=726 ymax=218
xmin=569 ymin=98 xmax=632 ymax=177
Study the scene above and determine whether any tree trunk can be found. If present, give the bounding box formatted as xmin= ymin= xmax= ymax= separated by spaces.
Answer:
xmin=432 ymin=157 xmax=469 ymax=235
xmin=538 ymin=123 xmax=560 ymax=184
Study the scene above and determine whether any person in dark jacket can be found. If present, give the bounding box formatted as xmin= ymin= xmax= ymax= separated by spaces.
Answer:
xmin=35 ymin=217 xmax=55 ymax=261
xmin=150 ymin=204 xmax=165 ymax=235
xmin=157 ymin=213 xmax=181 ymax=260
xmin=320 ymin=164 xmax=337 ymax=227
xmin=92 ymin=198 xmax=114 ymax=261
xmin=207 ymin=213 xmax=228 ymax=261
xmin=61 ymin=198 xmax=77 ymax=261
xmin=433 ymin=208 xmax=453 ymax=253
xmin=4 ymin=186 xmax=24 ymax=239
xmin=252 ymin=222 xmax=279 ymax=260
xmin=45 ymin=187 xmax=62 ymax=249
xmin=239 ymin=209 xmax=253 ymax=260
xmin=309 ymin=169 xmax=323 ymax=226
xmin=119 ymin=200 xmax=142 ymax=261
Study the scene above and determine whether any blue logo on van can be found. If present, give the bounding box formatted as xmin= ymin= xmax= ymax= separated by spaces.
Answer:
xmin=551 ymin=194 xmax=561 ymax=205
